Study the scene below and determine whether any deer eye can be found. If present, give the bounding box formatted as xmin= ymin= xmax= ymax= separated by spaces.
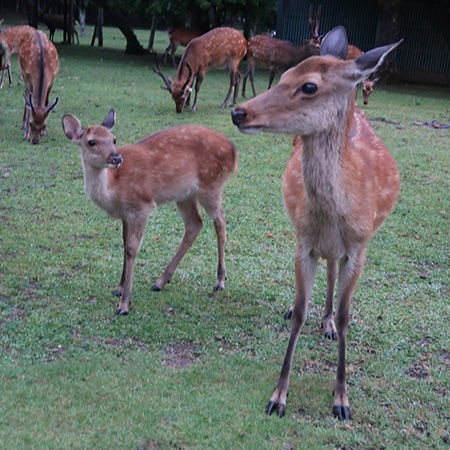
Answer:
xmin=300 ymin=82 xmax=318 ymax=95
xmin=88 ymin=139 xmax=96 ymax=147
xmin=113 ymin=138 xmax=117 ymax=145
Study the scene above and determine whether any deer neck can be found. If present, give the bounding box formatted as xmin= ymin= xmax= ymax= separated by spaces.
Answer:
xmin=81 ymin=158 xmax=117 ymax=216
xmin=300 ymin=99 xmax=353 ymax=215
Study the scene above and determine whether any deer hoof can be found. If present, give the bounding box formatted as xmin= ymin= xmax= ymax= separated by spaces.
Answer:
xmin=116 ymin=308 xmax=129 ymax=316
xmin=151 ymin=284 xmax=161 ymax=292
xmin=324 ymin=331 xmax=338 ymax=341
xmin=332 ymin=404 xmax=351 ymax=421
xmin=284 ymin=306 xmax=293 ymax=321
xmin=266 ymin=400 xmax=286 ymax=418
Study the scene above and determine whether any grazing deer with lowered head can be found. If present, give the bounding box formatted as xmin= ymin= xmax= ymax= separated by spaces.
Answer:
xmin=154 ymin=27 xmax=247 ymax=113
xmin=241 ymin=34 xmax=319 ymax=97
xmin=164 ymin=27 xmax=202 ymax=67
xmin=0 ymin=24 xmax=37 ymax=89
xmin=19 ymin=28 xmax=59 ymax=144
xmin=231 ymin=26 xmax=401 ymax=420
xmin=62 ymin=109 xmax=238 ymax=316
xmin=347 ymin=44 xmax=378 ymax=105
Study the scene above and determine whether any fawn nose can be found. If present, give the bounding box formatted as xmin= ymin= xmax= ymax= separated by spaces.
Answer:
xmin=107 ymin=153 xmax=123 ymax=167
xmin=231 ymin=108 xmax=247 ymax=127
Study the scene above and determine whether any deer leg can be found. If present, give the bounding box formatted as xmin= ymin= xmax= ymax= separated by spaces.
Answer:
xmin=322 ymin=258 xmax=338 ymax=340
xmin=114 ymin=216 xmax=149 ymax=316
xmin=249 ymin=63 xmax=256 ymax=97
xmin=191 ymin=73 xmax=204 ymax=112
xmin=220 ymin=69 xmax=236 ymax=109
xmin=242 ymin=67 xmax=250 ymax=98
xmin=152 ymin=199 xmax=203 ymax=291
xmin=267 ymin=244 xmax=317 ymax=417
xmin=232 ymin=70 xmax=241 ymax=106
xmin=332 ymin=248 xmax=365 ymax=420
xmin=268 ymin=68 xmax=276 ymax=89
xmin=200 ymin=192 xmax=227 ymax=291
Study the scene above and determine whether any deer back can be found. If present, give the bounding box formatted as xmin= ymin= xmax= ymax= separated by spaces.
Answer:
xmin=172 ymin=27 xmax=246 ymax=93
xmin=248 ymin=34 xmax=319 ymax=71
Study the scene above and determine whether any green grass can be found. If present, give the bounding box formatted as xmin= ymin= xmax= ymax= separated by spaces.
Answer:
xmin=0 ymin=25 xmax=449 ymax=449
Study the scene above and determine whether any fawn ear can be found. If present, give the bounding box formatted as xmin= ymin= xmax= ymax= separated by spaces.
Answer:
xmin=349 ymin=39 xmax=403 ymax=82
xmin=320 ymin=25 xmax=348 ymax=60
xmin=62 ymin=115 xmax=83 ymax=142
xmin=101 ymin=109 xmax=116 ymax=129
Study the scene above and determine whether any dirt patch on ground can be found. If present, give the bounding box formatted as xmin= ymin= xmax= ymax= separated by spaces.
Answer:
xmin=162 ymin=341 xmax=199 ymax=369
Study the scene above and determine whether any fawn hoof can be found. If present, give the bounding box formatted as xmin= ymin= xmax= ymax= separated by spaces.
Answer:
xmin=332 ymin=404 xmax=351 ymax=421
xmin=324 ymin=331 xmax=338 ymax=341
xmin=266 ymin=400 xmax=286 ymax=418
xmin=151 ymin=284 xmax=161 ymax=292
xmin=284 ymin=306 xmax=293 ymax=321
xmin=116 ymin=308 xmax=128 ymax=316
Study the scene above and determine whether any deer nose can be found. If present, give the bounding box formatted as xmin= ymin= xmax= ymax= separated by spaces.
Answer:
xmin=107 ymin=153 xmax=123 ymax=167
xmin=231 ymin=108 xmax=247 ymax=127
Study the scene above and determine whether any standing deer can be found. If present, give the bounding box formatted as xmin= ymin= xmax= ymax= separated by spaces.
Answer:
xmin=40 ymin=13 xmax=79 ymax=44
xmin=241 ymin=34 xmax=319 ymax=97
xmin=19 ymin=29 xmax=59 ymax=144
xmin=62 ymin=109 xmax=238 ymax=316
xmin=154 ymin=27 xmax=247 ymax=113
xmin=0 ymin=24 xmax=36 ymax=89
xmin=231 ymin=26 xmax=401 ymax=420
xmin=164 ymin=27 xmax=202 ymax=67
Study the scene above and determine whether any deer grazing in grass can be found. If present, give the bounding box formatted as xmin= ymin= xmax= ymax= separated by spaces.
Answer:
xmin=19 ymin=28 xmax=59 ymax=144
xmin=164 ymin=27 xmax=202 ymax=67
xmin=154 ymin=27 xmax=247 ymax=113
xmin=0 ymin=24 xmax=37 ymax=89
xmin=231 ymin=26 xmax=401 ymax=420
xmin=241 ymin=34 xmax=319 ymax=97
xmin=347 ymin=44 xmax=378 ymax=105
xmin=62 ymin=109 xmax=238 ymax=316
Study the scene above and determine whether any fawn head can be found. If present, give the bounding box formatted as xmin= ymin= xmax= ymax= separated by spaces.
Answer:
xmin=62 ymin=109 xmax=123 ymax=169
xmin=25 ymin=94 xmax=59 ymax=144
xmin=231 ymin=26 xmax=402 ymax=136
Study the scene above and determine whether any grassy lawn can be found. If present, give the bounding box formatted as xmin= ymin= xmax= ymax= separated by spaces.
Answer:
xmin=0 ymin=24 xmax=449 ymax=449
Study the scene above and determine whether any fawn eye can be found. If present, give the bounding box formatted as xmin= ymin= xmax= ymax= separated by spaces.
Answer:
xmin=300 ymin=82 xmax=318 ymax=95
xmin=113 ymin=138 xmax=117 ymax=145
xmin=88 ymin=140 xmax=96 ymax=147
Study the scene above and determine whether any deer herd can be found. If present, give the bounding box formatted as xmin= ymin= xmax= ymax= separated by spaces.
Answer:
xmin=2 ymin=12 xmax=402 ymax=421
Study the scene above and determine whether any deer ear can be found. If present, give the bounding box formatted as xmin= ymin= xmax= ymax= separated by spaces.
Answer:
xmin=62 ymin=115 xmax=83 ymax=143
xmin=101 ymin=109 xmax=116 ymax=129
xmin=351 ymin=39 xmax=403 ymax=81
xmin=320 ymin=25 xmax=348 ymax=60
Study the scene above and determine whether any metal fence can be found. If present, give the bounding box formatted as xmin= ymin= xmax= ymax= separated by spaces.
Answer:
xmin=276 ymin=0 xmax=450 ymax=85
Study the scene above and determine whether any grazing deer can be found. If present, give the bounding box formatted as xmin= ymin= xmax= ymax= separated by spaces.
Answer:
xmin=40 ymin=13 xmax=79 ymax=44
xmin=154 ymin=27 xmax=247 ymax=113
xmin=231 ymin=26 xmax=401 ymax=420
xmin=19 ymin=28 xmax=59 ymax=144
xmin=241 ymin=34 xmax=319 ymax=97
xmin=164 ymin=27 xmax=202 ymax=67
xmin=0 ymin=24 xmax=36 ymax=89
xmin=62 ymin=109 xmax=238 ymax=316
xmin=347 ymin=44 xmax=378 ymax=105
xmin=305 ymin=3 xmax=322 ymax=46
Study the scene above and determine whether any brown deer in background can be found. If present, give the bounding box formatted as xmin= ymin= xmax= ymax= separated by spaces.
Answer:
xmin=0 ymin=24 xmax=36 ymax=88
xmin=163 ymin=27 xmax=202 ymax=67
xmin=19 ymin=29 xmax=59 ymax=144
xmin=40 ymin=13 xmax=79 ymax=44
xmin=62 ymin=109 xmax=238 ymax=316
xmin=347 ymin=44 xmax=378 ymax=105
xmin=241 ymin=34 xmax=319 ymax=97
xmin=232 ymin=26 xmax=401 ymax=420
xmin=154 ymin=27 xmax=247 ymax=113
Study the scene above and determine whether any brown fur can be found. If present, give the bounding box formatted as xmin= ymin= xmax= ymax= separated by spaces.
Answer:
xmin=62 ymin=110 xmax=238 ymax=316
xmin=242 ymin=34 xmax=319 ymax=97
xmin=19 ymin=29 xmax=59 ymax=144
xmin=171 ymin=27 xmax=247 ymax=112
xmin=164 ymin=27 xmax=202 ymax=67
xmin=232 ymin=32 xmax=401 ymax=419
